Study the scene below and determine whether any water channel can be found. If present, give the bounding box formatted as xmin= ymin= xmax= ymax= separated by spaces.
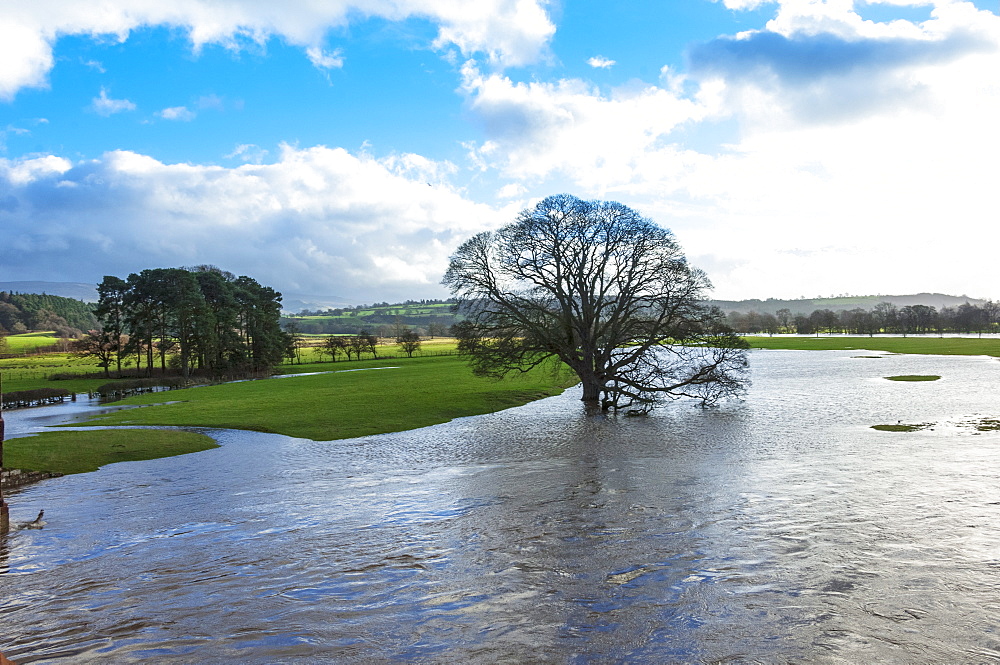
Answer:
xmin=1 ymin=349 xmax=999 ymax=663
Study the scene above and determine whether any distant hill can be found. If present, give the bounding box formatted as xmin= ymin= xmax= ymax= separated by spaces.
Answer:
xmin=0 ymin=290 xmax=98 ymax=333
xmin=282 ymin=293 xmax=361 ymax=314
xmin=1 ymin=281 xmax=986 ymax=318
xmin=0 ymin=281 xmax=359 ymax=314
xmin=707 ymin=293 xmax=988 ymax=315
xmin=0 ymin=281 xmax=99 ymax=302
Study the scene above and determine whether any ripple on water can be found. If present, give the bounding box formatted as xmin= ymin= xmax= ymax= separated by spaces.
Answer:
xmin=2 ymin=350 xmax=1000 ymax=663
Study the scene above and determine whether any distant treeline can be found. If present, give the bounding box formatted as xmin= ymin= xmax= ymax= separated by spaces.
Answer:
xmin=0 ymin=291 xmax=98 ymax=336
xmin=727 ymin=301 xmax=999 ymax=336
xmin=87 ymin=266 xmax=286 ymax=378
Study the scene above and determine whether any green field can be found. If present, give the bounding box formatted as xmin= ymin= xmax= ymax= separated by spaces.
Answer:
xmin=2 ymin=331 xmax=64 ymax=353
xmin=1 ymin=336 xmax=107 ymax=393
xmin=4 ymin=429 xmax=218 ymax=475
xmin=7 ymin=352 xmax=575 ymax=475
xmin=743 ymin=336 xmax=1000 ymax=357
xmin=78 ymin=354 xmax=577 ymax=441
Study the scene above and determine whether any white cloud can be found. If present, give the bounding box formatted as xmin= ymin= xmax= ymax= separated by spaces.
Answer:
xmin=306 ymin=46 xmax=344 ymax=70
xmin=0 ymin=20 xmax=54 ymax=101
xmin=90 ymin=87 xmax=136 ymax=116
xmin=587 ymin=55 xmax=616 ymax=69
xmin=719 ymin=0 xmax=772 ymax=9
xmin=82 ymin=59 xmax=106 ymax=73
xmin=0 ymin=0 xmax=555 ymax=99
xmin=496 ymin=182 xmax=527 ymax=199
xmin=0 ymin=145 xmax=506 ymax=302
xmin=226 ymin=143 xmax=270 ymax=164
xmin=459 ymin=2 xmax=1000 ymax=300
xmin=460 ymin=61 xmax=712 ymax=189
xmin=158 ymin=106 xmax=196 ymax=121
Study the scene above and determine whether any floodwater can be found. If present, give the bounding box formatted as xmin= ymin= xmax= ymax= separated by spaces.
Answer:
xmin=1 ymin=350 xmax=999 ymax=663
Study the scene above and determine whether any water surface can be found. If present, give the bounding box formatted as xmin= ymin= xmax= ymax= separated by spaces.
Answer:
xmin=2 ymin=350 xmax=999 ymax=663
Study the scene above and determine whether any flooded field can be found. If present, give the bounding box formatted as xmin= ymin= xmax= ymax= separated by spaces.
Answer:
xmin=2 ymin=349 xmax=999 ymax=663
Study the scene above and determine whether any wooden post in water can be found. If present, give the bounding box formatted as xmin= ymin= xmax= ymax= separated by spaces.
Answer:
xmin=1 ymin=374 xmax=8 ymax=533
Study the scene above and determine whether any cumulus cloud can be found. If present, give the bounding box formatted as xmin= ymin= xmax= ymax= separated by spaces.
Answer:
xmin=0 ymin=146 xmax=506 ymax=302
xmin=688 ymin=1 xmax=998 ymax=126
xmin=458 ymin=2 xmax=1000 ymax=300
xmin=158 ymin=106 xmax=196 ymax=121
xmin=587 ymin=55 xmax=616 ymax=68
xmin=90 ymin=87 xmax=136 ymax=116
xmin=0 ymin=20 xmax=53 ymax=101
xmin=460 ymin=61 xmax=711 ymax=189
xmin=0 ymin=0 xmax=555 ymax=100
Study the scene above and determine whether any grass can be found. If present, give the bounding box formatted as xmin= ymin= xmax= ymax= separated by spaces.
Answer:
xmin=1 ymin=353 xmax=109 ymax=394
xmin=871 ymin=423 xmax=933 ymax=432
xmin=5 ymin=352 xmax=575 ymax=475
xmin=3 ymin=429 xmax=218 ymax=475
xmin=884 ymin=375 xmax=941 ymax=381
xmin=76 ymin=354 xmax=578 ymax=441
xmin=2 ymin=331 xmax=63 ymax=353
xmin=743 ymin=336 xmax=1000 ymax=357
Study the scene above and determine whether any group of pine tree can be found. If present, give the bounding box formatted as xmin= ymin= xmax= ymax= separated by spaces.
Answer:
xmin=88 ymin=266 xmax=286 ymax=378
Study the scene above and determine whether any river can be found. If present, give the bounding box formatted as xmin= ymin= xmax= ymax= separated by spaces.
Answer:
xmin=1 ymin=349 xmax=999 ymax=663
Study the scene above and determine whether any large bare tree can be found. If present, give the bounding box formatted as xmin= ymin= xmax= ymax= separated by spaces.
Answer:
xmin=443 ymin=194 xmax=749 ymax=412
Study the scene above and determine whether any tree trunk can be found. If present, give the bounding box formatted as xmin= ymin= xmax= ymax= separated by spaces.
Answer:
xmin=580 ymin=375 xmax=602 ymax=409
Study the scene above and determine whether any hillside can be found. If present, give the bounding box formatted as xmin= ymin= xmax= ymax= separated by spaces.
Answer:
xmin=0 ymin=291 xmax=98 ymax=334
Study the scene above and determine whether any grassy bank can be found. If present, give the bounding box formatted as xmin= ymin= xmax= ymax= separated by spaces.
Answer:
xmin=76 ymin=354 xmax=578 ymax=441
xmin=743 ymin=336 xmax=1000 ymax=356
xmin=4 ymin=430 xmax=218 ymax=475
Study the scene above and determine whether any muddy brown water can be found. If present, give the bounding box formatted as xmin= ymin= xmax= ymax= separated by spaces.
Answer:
xmin=1 ymin=349 xmax=999 ymax=663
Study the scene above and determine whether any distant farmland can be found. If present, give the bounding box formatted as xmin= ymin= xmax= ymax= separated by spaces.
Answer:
xmin=283 ymin=301 xmax=458 ymax=335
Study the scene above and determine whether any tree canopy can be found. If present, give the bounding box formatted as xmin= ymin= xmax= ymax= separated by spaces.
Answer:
xmin=92 ymin=266 xmax=287 ymax=378
xmin=443 ymin=194 xmax=749 ymax=412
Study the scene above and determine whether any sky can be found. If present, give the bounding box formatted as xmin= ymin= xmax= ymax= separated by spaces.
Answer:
xmin=1 ymin=0 xmax=998 ymax=306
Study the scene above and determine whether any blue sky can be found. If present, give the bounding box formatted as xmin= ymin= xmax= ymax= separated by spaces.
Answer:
xmin=2 ymin=0 xmax=998 ymax=305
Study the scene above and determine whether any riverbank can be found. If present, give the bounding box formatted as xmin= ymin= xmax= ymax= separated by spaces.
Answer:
xmin=78 ymin=355 xmax=578 ymax=440
xmin=3 ymin=430 xmax=218 ymax=477
xmin=4 ymin=354 xmax=577 ymax=477
xmin=1 ymin=468 xmax=63 ymax=490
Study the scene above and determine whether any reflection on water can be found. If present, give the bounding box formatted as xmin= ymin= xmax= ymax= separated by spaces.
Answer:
xmin=1 ymin=350 xmax=999 ymax=663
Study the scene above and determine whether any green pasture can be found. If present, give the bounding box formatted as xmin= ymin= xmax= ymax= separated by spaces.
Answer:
xmin=4 ymin=429 xmax=218 ymax=475
xmin=743 ymin=336 xmax=1000 ymax=357
xmin=1 ymin=354 xmax=107 ymax=394
xmin=77 ymin=354 xmax=577 ymax=441
xmin=2 ymin=331 xmax=63 ymax=353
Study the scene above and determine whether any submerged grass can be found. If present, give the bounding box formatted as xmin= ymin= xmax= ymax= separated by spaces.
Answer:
xmin=744 ymin=336 xmax=1000 ymax=356
xmin=871 ymin=423 xmax=934 ymax=432
xmin=4 ymin=429 xmax=218 ymax=475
